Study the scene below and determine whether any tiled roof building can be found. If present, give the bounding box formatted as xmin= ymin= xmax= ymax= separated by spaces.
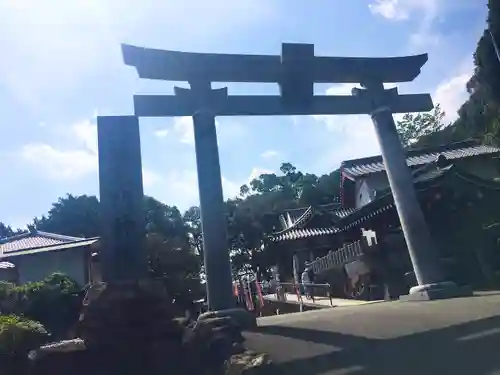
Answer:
xmin=0 ymin=230 xmax=100 ymax=285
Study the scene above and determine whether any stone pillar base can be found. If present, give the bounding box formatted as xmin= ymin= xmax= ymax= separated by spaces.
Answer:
xmin=399 ymin=281 xmax=473 ymax=301
xmin=198 ymin=308 xmax=257 ymax=330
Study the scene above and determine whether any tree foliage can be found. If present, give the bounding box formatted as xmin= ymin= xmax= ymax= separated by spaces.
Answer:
xmin=0 ymin=315 xmax=49 ymax=358
xmin=412 ymin=1 xmax=500 ymax=148
xmin=0 ymin=273 xmax=81 ymax=340
xmin=33 ymin=194 xmax=100 ymax=238
xmin=0 ymin=223 xmax=14 ymax=239
xmin=396 ymin=104 xmax=447 ymax=148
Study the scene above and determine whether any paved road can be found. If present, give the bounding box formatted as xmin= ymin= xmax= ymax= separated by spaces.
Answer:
xmin=245 ymin=293 xmax=500 ymax=375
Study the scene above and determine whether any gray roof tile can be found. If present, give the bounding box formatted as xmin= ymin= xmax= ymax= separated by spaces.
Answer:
xmin=0 ymin=231 xmax=89 ymax=254
xmin=341 ymin=141 xmax=500 ymax=178
xmin=271 ymin=227 xmax=339 ymax=242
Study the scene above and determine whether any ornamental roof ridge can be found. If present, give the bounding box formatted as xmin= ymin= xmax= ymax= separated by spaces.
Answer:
xmin=340 ymin=140 xmax=500 ymax=179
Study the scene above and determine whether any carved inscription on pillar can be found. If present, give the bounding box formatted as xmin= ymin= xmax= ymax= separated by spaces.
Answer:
xmin=97 ymin=116 xmax=147 ymax=282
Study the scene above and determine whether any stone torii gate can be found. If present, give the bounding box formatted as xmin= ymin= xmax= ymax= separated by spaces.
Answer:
xmin=96 ymin=43 xmax=468 ymax=313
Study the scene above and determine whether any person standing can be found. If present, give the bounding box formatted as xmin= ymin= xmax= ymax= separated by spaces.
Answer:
xmin=301 ymin=267 xmax=311 ymax=299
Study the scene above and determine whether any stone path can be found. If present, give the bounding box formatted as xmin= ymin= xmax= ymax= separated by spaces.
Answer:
xmin=245 ymin=292 xmax=500 ymax=375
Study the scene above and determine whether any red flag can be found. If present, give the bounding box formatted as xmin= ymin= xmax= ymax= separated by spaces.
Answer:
xmin=255 ymin=279 xmax=265 ymax=307
xmin=245 ymin=281 xmax=255 ymax=311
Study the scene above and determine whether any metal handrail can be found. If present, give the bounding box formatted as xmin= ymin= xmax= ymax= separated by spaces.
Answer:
xmin=279 ymin=282 xmax=333 ymax=306
xmin=310 ymin=239 xmax=367 ymax=276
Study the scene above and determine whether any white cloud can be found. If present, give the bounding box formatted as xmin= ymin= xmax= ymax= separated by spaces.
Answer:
xmin=152 ymin=169 xmax=246 ymax=210
xmin=369 ymin=0 xmax=410 ymax=20
xmin=71 ymin=119 xmax=99 ymax=154
xmin=19 ymin=116 xmax=159 ymax=188
xmin=260 ymin=150 xmax=279 ymax=159
xmin=248 ymin=167 xmax=274 ymax=182
xmin=155 ymin=116 xmax=247 ymax=145
xmin=409 ymin=30 xmax=441 ymax=51
xmin=0 ymin=0 xmax=120 ymax=109
xmin=154 ymin=129 xmax=169 ymax=138
xmin=142 ymin=170 xmax=164 ymax=189
xmin=18 ymin=113 xmax=254 ymax=210
xmin=369 ymin=0 xmax=438 ymax=21
xmin=173 ymin=117 xmax=195 ymax=144
xmin=0 ymin=0 xmax=273 ymax=109
xmin=20 ymin=144 xmax=96 ymax=181
xmin=312 ymin=63 xmax=474 ymax=170
xmin=433 ymin=62 xmax=473 ymax=124
xmin=151 ymin=166 xmax=278 ymax=209
xmin=311 ymin=84 xmax=408 ymax=169
xmin=369 ymin=0 xmax=441 ymax=52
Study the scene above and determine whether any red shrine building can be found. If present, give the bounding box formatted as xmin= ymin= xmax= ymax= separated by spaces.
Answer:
xmin=266 ymin=140 xmax=500 ymax=299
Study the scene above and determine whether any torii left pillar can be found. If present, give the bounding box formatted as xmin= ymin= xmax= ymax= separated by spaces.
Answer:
xmin=97 ymin=116 xmax=148 ymax=282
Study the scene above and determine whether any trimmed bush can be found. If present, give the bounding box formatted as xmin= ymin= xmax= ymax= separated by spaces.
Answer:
xmin=0 ymin=282 xmax=17 ymax=314
xmin=16 ymin=273 xmax=82 ymax=339
xmin=0 ymin=315 xmax=49 ymax=356
xmin=0 ymin=315 xmax=49 ymax=375
xmin=0 ymin=273 xmax=83 ymax=339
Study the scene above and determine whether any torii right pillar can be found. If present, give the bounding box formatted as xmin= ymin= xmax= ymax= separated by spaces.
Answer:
xmin=357 ymin=82 xmax=472 ymax=300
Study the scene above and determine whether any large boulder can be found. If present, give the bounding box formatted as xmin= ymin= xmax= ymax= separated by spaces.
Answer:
xmin=29 ymin=281 xmax=247 ymax=375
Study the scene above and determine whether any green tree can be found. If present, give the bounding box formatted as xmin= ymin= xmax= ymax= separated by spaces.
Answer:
xmin=468 ymin=0 xmax=500 ymax=105
xmin=30 ymin=194 xmax=204 ymax=303
xmin=146 ymin=233 xmax=203 ymax=305
xmin=0 ymin=223 xmax=14 ymax=239
xmin=447 ymin=0 xmax=500 ymax=147
xmin=396 ymin=104 xmax=448 ymax=148
xmin=227 ymin=163 xmax=342 ymax=276
xmin=33 ymin=194 xmax=100 ymax=238
xmin=183 ymin=206 xmax=203 ymax=258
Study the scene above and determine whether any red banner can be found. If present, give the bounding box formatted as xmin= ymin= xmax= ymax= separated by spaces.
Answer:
xmin=245 ymin=281 xmax=255 ymax=311
xmin=255 ymin=279 xmax=265 ymax=307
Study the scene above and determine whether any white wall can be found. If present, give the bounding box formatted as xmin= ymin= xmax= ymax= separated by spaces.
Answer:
xmin=14 ymin=248 xmax=88 ymax=286
xmin=355 ymin=179 xmax=374 ymax=208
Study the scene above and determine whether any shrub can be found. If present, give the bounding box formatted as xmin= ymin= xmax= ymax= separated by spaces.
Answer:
xmin=0 ymin=315 xmax=49 ymax=356
xmin=12 ymin=273 xmax=83 ymax=339
xmin=0 ymin=282 xmax=17 ymax=315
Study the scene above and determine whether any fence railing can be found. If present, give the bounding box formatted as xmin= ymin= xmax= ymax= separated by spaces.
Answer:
xmin=276 ymin=282 xmax=333 ymax=306
xmin=310 ymin=238 xmax=374 ymax=276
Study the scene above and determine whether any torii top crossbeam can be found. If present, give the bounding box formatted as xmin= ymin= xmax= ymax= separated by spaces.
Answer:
xmin=121 ymin=43 xmax=433 ymax=117
xmin=122 ymin=44 xmax=427 ymax=84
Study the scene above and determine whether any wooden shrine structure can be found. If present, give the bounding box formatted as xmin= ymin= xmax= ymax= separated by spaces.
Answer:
xmin=266 ymin=140 xmax=500 ymax=299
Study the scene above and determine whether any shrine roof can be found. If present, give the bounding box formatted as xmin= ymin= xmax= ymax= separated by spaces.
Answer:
xmin=271 ymin=227 xmax=340 ymax=242
xmin=341 ymin=140 xmax=500 ymax=179
xmin=268 ymin=163 xmax=500 ymax=243
xmin=0 ymin=230 xmax=98 ymax=258
xmin=0 ymin=261 xmax=14 ymax=269
xmin=278 ymin=203 xmax=354 ymax=231
xmin=280 ymin=201 xmax=338 ymax=223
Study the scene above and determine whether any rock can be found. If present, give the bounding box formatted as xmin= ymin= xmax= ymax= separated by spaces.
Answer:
xmin=227 ymin=350 xmax=274 ymax=375
xmin=28 ymin=339 xmax=86 ymax=361
xmin=29 ymin=280 xmax=253 ymax=375
xmin=198 ymin=307 xmax=257 ymax=330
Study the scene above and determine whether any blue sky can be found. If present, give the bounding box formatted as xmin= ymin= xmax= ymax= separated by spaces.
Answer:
xmin=0 ymin=0 xmax=489 ymax=228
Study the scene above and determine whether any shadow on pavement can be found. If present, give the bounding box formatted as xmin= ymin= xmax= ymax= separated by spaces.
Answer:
xmin=245 ymin=315 xmax=500 ymax=375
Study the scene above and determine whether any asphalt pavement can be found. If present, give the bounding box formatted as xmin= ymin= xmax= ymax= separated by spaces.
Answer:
xmin=244 ymin=292 xmax=500 ymax=375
